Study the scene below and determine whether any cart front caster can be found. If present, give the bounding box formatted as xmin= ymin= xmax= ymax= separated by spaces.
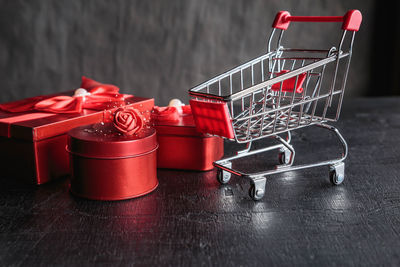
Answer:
xmin=217 ymin=169 xmax=231 ymax=184
xmin=216 ymin=162 xmax=232 ymax=184
xmin=329 ymin=162 xmax=345 ymax=185
xmin=248 ymin=177 xmax=266 ymax=201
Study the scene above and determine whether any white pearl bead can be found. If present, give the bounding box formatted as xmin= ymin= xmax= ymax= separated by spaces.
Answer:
xmin=168 ymin=99 xmax=183 ymax=114
xmin=74 ymin=88 xmax=88 ymax=97
xmin=168 ymin=99 xmax=183 ymax=107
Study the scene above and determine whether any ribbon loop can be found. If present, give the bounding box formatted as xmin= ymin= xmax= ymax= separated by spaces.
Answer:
xmin=0 ymin=76 xmax=131 ymax=114
xmin=34 ymin=95 xmax=84 ymax=114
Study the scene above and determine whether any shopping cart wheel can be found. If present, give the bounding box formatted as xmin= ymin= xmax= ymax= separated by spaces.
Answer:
xmin=278 ymin=149 xmax=290 ymax=164
xmin=217 ymin=169 xmax=231 ymax=184
xmin=278 ymin=147 xmax=292 ymax=165
xmin=248 ymin=178 xmax=266 ymax=201
xmin=329 ymin=162 xmax=345 ymax=185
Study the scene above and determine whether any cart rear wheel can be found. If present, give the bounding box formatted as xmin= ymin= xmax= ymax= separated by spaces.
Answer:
xmin=329 ymin=162 xmax=345 ymax=185
xmin=278 ymin=151 xmax=289 ymax=165
xmin=330 ymin=170 xmax=344 ymax=185
xmin=217 ymin=169 xmax=231 ymax=184
xmin=278 ymin=147 xmax=292 ymax=165
xmin=248 ymin=184 xmax=264 ymax=201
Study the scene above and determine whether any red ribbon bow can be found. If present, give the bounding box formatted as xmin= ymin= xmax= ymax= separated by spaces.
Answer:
xmin=0 ymin=76 xmax=129 ymax=114
xmin=151 ymin=105 xmax=192 ymax=123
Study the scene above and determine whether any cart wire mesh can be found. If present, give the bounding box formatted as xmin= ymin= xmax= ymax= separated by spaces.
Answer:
xmin=189 ymin=38 xmax=354 ymax=143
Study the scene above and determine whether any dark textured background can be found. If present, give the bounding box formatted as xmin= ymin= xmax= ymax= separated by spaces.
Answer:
xmin=0 ymin=0 xmax=392 ymax=106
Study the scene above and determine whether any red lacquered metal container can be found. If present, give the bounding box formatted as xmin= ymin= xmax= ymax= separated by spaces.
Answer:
xmin=0 ymin=93 xmax=153 ymax=185
xmin=67 ymin=123 xmax=158 ymax=200
xmin=154 ymin=113 xmax=224 ymax=171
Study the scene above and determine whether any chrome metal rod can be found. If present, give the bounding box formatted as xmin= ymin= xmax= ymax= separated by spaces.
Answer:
xmin=214 ymin=143 xmax=283 ymax=167
xmin=215 ymin=123 xmax=347 ymax=178
xmin=228 ymin=53 xmax=349 ymax=101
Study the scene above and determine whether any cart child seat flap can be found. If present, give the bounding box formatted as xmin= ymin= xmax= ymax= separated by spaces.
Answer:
xmin=189 ymin=99 xmax=235 ymax=139
xmin=271 ymin=70 xmax=307 ymax=94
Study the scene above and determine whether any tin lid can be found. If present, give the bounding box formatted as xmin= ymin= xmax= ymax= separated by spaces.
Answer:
xmin=67 ymin=123 xmax=157 ymax=159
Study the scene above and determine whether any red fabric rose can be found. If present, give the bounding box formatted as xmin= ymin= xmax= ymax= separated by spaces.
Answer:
xmin=113 ymin=107 xmax=144 ymax=135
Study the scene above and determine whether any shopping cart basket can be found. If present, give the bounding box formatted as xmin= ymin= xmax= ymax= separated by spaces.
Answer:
xmin=189 ymin=10 xmax=362 ymax=200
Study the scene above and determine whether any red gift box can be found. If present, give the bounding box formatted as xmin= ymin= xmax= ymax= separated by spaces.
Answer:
xmin=152 ymin=106 xmax=224 ymax=171
xmin=0 ymin=84 xmax=154 ymax=184
xmin=67 ymin=123 xmax=158 ymax=201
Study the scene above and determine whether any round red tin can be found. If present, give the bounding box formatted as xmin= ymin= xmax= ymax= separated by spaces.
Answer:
xmin=67 ymin=123 xmax=158 ymax=200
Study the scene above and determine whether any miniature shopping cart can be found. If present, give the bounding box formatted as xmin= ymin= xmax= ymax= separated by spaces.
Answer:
xmin=189 ymin=10 xmax=362 ymax=200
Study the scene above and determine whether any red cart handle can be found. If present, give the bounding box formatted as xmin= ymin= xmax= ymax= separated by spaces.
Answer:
xmin=272 ymin=10 xmax=362 ymax=31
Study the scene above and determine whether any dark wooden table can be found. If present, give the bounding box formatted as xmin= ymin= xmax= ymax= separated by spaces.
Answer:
xmin=1 ymin=97 xmax=399 ymax=266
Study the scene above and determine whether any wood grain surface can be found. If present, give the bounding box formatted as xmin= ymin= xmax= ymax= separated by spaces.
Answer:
xmin=1 ymin=97 xmax=399 ymax=266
